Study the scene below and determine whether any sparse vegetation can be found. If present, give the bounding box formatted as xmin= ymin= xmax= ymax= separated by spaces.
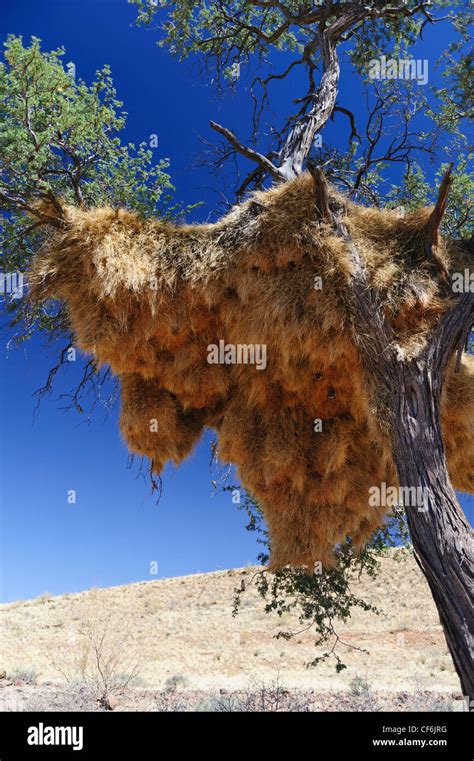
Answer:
xmin=164 ymin=674 xmax=188 ymax=693
xmin=52 ymin=614 xmax=142 ymax=705
xmin=211 ymin=677 xmax=312 ymax=713
xmin=0 ymin=553 xmax=460 ymax=714
xmin=7 ymin=665 xmax=38 ymax=684
xmin=350 ymin=675 xmax=372 ymax=696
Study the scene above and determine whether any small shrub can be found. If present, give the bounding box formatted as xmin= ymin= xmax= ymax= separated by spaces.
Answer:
xmin=32 ymin=593 xmax=53 ymax=605
xmin=52 ymin=614 xmax=142 ymax=704
xmin=8 ymin=666 xmax=38 ymax=684
xmin=350 ymin=675 xmax=371 ymax=696
xmin=164 ymin=674 xmax=188 ymax=693
xmin=348 ymin=676 xmax=380 ymax=711
xmin=408 ymin=689 xmax=455 ymax=712
xmin=211 ymin=677 xmax=313 ymax=712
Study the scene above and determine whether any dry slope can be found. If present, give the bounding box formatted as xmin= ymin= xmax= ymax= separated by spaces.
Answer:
xmin=0 ymin=550 xmax=460 ymax=700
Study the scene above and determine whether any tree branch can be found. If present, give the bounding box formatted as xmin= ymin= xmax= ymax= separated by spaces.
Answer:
xmin=206 ymin=1 xmax=440 ymax=187
xmin=210 ymin=120 xmax=283 ymax=181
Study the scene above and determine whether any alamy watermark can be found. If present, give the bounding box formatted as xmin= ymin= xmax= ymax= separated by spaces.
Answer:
xmin=451 ymin=269 xmax=474 ymax=293
xmin=0 ymin=271 xmax=24 ymax=299
xmin=369 ymin=482 xmax=430 ymax=511
xmin=27 ymin=722 xmax=83 ymax=751
xmin=368 ymin=55 xmax=429 ymax=86
xmin=207 ymin=340 xmax=267 ymax=370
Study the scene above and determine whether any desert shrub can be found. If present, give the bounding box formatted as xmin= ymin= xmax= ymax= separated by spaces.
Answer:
xmin=348 ymin=677 xmax=380 ymax=712
xmin=407 ymin=689 xmax=456 ymax=713
xmin=209 ymin=677 xmax=313 ymax=713
xmin=7 ymin=665 xmax=38 ymax=684
xmin=164 ymin=674 xmax=188 ymax=693
xmin=155 ymin=690 xmax=193 ymax=712
xmin=350 ymin=675 xmax=372 ymax=696
xmin=52 ymin=613 xmax=142 ymax=703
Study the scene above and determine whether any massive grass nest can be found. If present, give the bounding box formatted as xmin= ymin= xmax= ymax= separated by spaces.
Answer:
xmin=29 ymin=173 xmax=474 ymax=568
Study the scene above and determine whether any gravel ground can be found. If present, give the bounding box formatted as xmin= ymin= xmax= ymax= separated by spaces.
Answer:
xmin=0 ymin=680 xmax=467 ymax=713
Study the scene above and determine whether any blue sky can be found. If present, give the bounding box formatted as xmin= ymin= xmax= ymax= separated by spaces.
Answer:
xmin=0 ymin=0 xmax=472 ymax=602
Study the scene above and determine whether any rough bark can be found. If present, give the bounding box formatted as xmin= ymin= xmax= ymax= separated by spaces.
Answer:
xmin=391 ymin=360 xmax=474 ymax=700
xmin=209 ymin=2 xmax=438 ymax=187
xmin=310 ymin=168 xmax=474 ymax=698
xmin=277 ymin=31 xmax=340 ymax=180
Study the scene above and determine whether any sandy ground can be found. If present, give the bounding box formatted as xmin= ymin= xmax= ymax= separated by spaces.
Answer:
xmin=0 ymin=550 xmax=465 ymax=711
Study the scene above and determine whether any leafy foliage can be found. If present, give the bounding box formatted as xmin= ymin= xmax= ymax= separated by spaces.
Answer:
xmin=226 ymin=484 xmax=411 ymax=671
xmin=131 ymin=0 xmax=473 ymax=232
xmin=132 ymin=1 xmax=433 ymax=74
xmin=0 ymin=35 xmax=180 ymax=351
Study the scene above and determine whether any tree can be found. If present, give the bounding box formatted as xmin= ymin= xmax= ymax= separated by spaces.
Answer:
xmin=131 ymin=0 xmax=472 ymax=203
xmin=0 ymin=35 xmax=184 ymax=413
xmin=1 ymin=3 xmax=472 ymax=696
xmin=131 ymin=0 xmax=473 ymax=695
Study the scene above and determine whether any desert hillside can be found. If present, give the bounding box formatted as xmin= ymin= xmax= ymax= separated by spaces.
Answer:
xmin=0 ymin=550 xmax=464 ymax=711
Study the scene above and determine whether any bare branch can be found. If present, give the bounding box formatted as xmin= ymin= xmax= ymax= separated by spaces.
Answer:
xmin=205 ymin=0 xmax=442 ymax=187
xmin=332 ymin=105 xmax=361 ymax=145
xmin=426 ymin=162 xmax=453 ymax=249
xmin=210 ymin=120 xmax=283 ymax=181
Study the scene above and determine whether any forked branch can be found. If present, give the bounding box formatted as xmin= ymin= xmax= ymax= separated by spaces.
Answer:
xmin=310 ymin=167 xmax=474 ymax=697
xmin=209 ymin=1 xmax=438 ymax=186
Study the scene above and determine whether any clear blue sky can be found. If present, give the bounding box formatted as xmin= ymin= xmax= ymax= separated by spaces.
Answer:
xmin=1 ymin=0 xmax=472 ymax=602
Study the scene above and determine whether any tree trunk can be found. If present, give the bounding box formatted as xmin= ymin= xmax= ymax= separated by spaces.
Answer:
xmin=390 ymin=361 xmax=474 ymax=700
xmin=308 ymin=168 xmax=474 ymax=699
